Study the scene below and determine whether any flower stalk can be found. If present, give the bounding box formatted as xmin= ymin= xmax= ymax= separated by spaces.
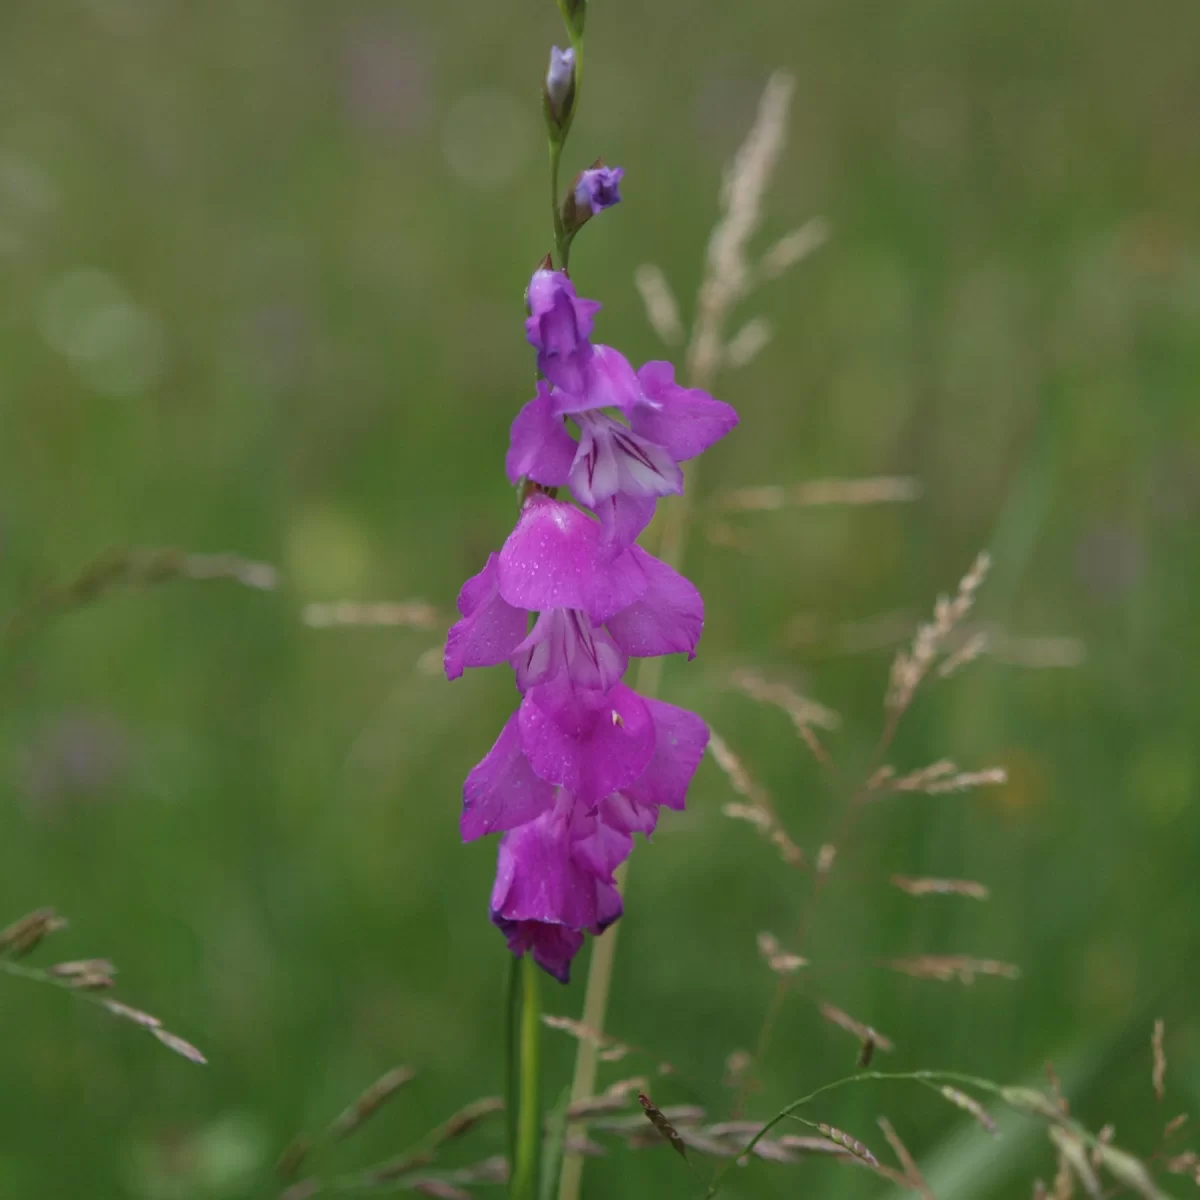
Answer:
xmin=446 ymin=4 xmax=735 ymax=1196
xmin=511 ymin=955 xmax=542 ymax=1200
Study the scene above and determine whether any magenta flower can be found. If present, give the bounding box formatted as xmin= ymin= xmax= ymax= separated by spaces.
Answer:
xmin=444 ymin=497 xmax=703 ymax=691
xmin=462 ymin=686 xmax=707 ymax=847
xmin=490 ymin=797 xmax=624 ymax=984
xmin=525 ymin=270 xmax=601 ymax=396
xmin=507 ymin=359 xmax=738 ymax=546
xmin=483 ymin=699 xmax=709 ymax=983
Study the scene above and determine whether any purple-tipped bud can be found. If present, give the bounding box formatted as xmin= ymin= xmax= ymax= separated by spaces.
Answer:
xmin=545 ymin=46 xmax=576 ymax=128
xmin=574 ymin=166 xmax=624 ymax=217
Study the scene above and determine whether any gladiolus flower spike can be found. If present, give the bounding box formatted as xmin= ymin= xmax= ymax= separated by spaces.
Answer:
xmin=445 ymin=225 xmax=736 ymax=983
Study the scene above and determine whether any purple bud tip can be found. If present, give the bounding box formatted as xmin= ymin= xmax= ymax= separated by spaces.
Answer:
xmin=546 ymin=46 xmax=575 ymax=116
xmin=574 ymin=166 xmax=624 ymax=217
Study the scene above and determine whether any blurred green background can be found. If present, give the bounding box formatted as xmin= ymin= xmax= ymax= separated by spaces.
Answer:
xmin=1 ymin=0 xmax=1198 ymax=1196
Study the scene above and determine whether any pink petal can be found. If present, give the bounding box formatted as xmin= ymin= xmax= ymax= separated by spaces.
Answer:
xmin=601 ymin=791 xmax=661 ymax=836
xmin=551 ymin=345 xmax=641 ymax=416
xmin=604 ymin=547 xmax=704 ymax=661
xmin=568 ymin=415 xmax=682 ymax=506
xmin=489 ymin=806 xmax=611 ymax=930
xmin=492 ymin=918 xmax=584 ymax=984
xmin=461 ymin=713 xmax=556 ymax=840
xmin=571 ymin=817 xmax=634 ymax=882
xmin=444 ymin=553 xmax=528 ymax=680
xmin=518 ymin=683 xmax=656 ymax=806
xmin=633 ymin=361 xmax=739 ymax=461
xmin=505 ymin=383 xmax=579 ymax=487
xmin=511 ymin=608 xmax=628 ymax=695
xmin=590 ymin=492 xmax=658 ymax=551
xmin=624 ymin=699 xmax=709 ymax=812
xmin=497 ymin=495 xmax=647 ymax=621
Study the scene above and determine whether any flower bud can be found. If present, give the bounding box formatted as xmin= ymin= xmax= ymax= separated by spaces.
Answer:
xmin=544 ymin=46 xmax=576 ymax=134
xmin=562 ymin=162 xmax=624 ymax=234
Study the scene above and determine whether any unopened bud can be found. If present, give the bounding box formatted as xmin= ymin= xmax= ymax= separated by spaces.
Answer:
xmin=544 ymin=46 xmax=576 ymax=133
xmin=563 ymin=163 xmax=624 ymax=233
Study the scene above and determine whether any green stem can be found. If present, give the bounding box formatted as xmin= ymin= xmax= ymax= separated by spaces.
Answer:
xmin=505 ymin=957 xmax=521 ymax=1177
xmin=548 ymin=16 xmax=583 ymax=272
xmin=549 ymin=139 xmax=566 ymax=268
xmin=511 ymin=955 xmax=542 ymax=1200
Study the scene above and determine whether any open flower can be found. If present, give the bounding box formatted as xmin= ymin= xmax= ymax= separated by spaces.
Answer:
xmin=462 ymin=687 xmax=707 ymax=844
xmin=483 ymin=700 xmax=709 ymax=981
xmin=507 ymin=363 xmax=738 ymax=545
xmin=489 ymin=794 xmax=625 ymax=983
xmin=444 ymin=497 xmax=703 ymax=691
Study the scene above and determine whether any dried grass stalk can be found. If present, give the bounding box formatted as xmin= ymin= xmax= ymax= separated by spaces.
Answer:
xmin=303 ymin=600 xmax=442 ymax=631
xmin=776 ymin=1134 xmax=855 ymax=1157
xmin=878 ymin=1116 xmax=934 ymax=1199
xmin=877 ymin=762 xmax=1007 ymax=797
xmin=1094 ymin=1144 xmax=1164 ymax=1199
xmin=0 ymin=908 xmax=69 ymax=957
xmin=428 ymin=1097 xmax=505 ymax=1147
xmin=329 ymin=1066 xmax=416 ymax=1140
xmin=1089 ymin=1124 xmax=1114 ymax=1168
xmin=710 ymin=732 xmax=807 ymax=867
xmin=363 ymin=1151 xmax=436 ymax=1185
xmin=412 ymin=1182 xmax=472 ymax=1200
xmin=818 ymin=1003 xmax=894 ymax=1053
xmin=887 ymin=552 xmax=991 ymax=717
xmin=561 ymin=1133 xmax=608 ymax=1157
xmin=543 ymin=1014 xmax=627 ymax=1057
xmin=1153 ymin=1019 xmax=1166 ymax=1102
xmin=591 ymin=1106 xmax=705 ymax=1135
xmin=1164 ymin=1150 xmax=1198 ymax=1175
xmin=757 ymin=932 xmax=808 ymax=975
xmin=1050 ymin=1128 xmax=1102 ymax=1198
xmin=730 ymin=668 xmax=841 ymax=731
xmin=758 ymin=218 xmax=830 ymax=281
xmin=566 ymin=1094 xmax=635 ymax=1121
xmin=1001 ymin=1088 xmax=1071 ymax=1125
xmin=886 ymin=956 xmax=1021 ymax=985
xmin=714 ymin=476 xmax=921 ymax=512
xmin=723 ymin=317 xmax=773 ymax=369
xmin=940 ymin=1086 xmax=999 ymax=1135
xmin=938 ymin=632 xmax=989 ymax=678
xmin=637 ymin=1093 xmax=689 ymax=1160
xmin=687 ymin=71 xmax=795 ymax=386
xmin=923 ymin=769 xmax=1008 ymax=795
xmin=153 ymin=1029 xmax=207 ymax=1065
xmin=451 ymin=1156 xmax=508 ymax=1184
xmin=633 ymin=264 xmax=685 ymax=345
xmin=1163 ymin=1113 xmax=1188 ymax=1139
xmin=48 ymin=958 xmax=117 ymax=980
xmin=890 ymin=876 xmax=990 ymax=900
xmin=275 ymin=1137 xmax=311 ymax=1182
xmin=818 ymin=1125 xmax=880 ymax=1168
